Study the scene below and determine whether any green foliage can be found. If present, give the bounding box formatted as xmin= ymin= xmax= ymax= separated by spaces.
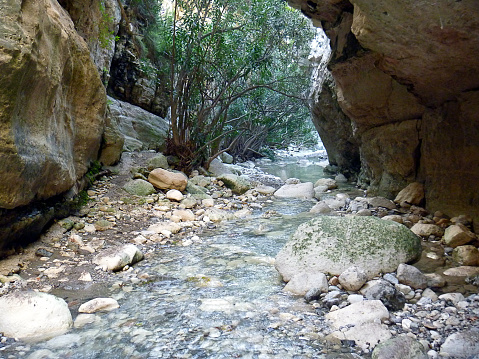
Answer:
xmin=86 ymin=160 xmax=102 ymax=184
xmin=98 ymin=0 xmax=117 ymax=49
xmin=143 ymin=0 xmax=316 ymax=171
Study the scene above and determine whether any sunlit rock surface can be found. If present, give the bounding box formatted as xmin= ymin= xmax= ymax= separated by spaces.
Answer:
xmin=294 ymin=0 xmax=479 ymax=225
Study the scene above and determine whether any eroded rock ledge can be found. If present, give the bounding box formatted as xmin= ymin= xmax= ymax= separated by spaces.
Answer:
xmin=291 ymin=0 xmax=479 ymax=227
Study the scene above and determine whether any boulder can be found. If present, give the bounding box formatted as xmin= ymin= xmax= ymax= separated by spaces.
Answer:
xmin=107 ymin=97 xmax=169 ymax=151
xmin=338 ymin=266 xmax=368 ymax=291
xmin=275 ymin=216 xmax=422 ymax=281
xmin=361 ymin=280 xmax=406 ymax=311
xmin=394 ymin=183 xmax=425 ymax=206
xmin=220 ymin=152 xmax=234 ymax=164
xmin=329 ymin=323 xmax=392 ymax=350
xmin=93 ymin=244 xmax=144 ymax=271
xmin=440 ymin=331 xmax=479 ymax=358
xmin=410 ymin=223 xmax=444 ymax=238
xmin=314 ymin=178 xmax=338 ymax=190
xmin=148 ymin=169 xmax=188 ymax=191
xmin=147 ymin=154 xmax=169 ymax=170
xmin=444 ymin=224 xmax=477 ymax=248
xmin=0 ymin=292 xmax=72 ymax=341
xmin=274 ymin=182 xmax=315 ymax=200
xmin=208 ymin=158 xmax=233 ymax=176
xmin=368 ymin=197 xmax=396 ymax=210
xmin=123 ymin=179 xmax=156 ymax=196
xmin=396 ymin=263 xmax=428 ymax=289
xmin=372 ymin=336 xmax=428 ymax=359
xmin=310 ymin=202 xmax=332 ymax=214
xmin=325 ymin=300 xmax=389 ymax=329
xmin=78 ymin=298 xmax=119 ymax=313
xmin=217 ymin=174 xmax=252 ymax=195
xmin=282 ymin=271 xmax=328 ymax=296
xmin=452 ymin=245 xmax=479 ymax=266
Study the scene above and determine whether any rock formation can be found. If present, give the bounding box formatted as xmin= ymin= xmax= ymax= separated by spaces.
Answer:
xmin=293 ymin=0 xmax=479 ymax=225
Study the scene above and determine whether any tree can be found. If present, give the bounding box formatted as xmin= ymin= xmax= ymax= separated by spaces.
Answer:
xmin=154 ymin=0 xmax=315 ymax=172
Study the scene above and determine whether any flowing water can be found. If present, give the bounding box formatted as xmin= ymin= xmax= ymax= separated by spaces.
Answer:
xmin=1 ymin=153 xmax=366 ymax=359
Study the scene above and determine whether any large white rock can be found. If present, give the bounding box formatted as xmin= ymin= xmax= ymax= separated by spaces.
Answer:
xmin=440 ymin=331 xmax=479 ymax=357
xmin=329 ymin=322 xmax=392 ymax=349
xmin=282 ymin=271 xmax=328 ymax=296
xmin=0 ymin=292 xmax=72 ymax=341
xmin=325 ymin=300 xmax=389 ymax=329
xmin=275 ymin=216 xmax=422 ymax=281
xmin=93 ymin=244 xmax=144 ymax=271
xmin=274 ymin=182 xmax=314 ymax=200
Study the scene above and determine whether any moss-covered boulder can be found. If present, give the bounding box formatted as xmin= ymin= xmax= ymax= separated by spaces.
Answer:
xmin=123 ymin=179 xmax=156 ymax=196
xmin=217 ymin=174 xmax=251 ymax=195
xmin=275 ymin=216 xmax=422 ymax=282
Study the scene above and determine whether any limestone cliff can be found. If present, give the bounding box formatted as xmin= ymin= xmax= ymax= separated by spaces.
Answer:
xmin=293 ymin=0 xmax=479 ymax=223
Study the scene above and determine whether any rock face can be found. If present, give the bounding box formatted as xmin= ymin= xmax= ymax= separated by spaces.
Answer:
xmin=0 ymin=292 xmax=73 ymax=341
xmin=0 ymin=0 xmax=105 ymax=209
xmin=293 ymin=0 xmax=479 ymax=226
xmin=275 ymin=216 xmax=422 ymax=281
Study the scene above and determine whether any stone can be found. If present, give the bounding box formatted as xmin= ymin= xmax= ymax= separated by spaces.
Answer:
xmin=335 ymin=174 xmax=347 ymax=183
xmin=186 ymin=183 xmax=208 ymax=195
xmin=172 ymin=209 xmax=195 ymax=222
xmin=396 ymin=263 xmax=428 ymax=289
xmin=438 ymin=293 xmax=465 ymax=306
xmin=444 ymin=224 xmax=477 ymax=248
xmin=0 ymin=292 xmax=72 ymax=341
xmin=107 ymin=97 xmax=169 ymax=151
xmin=310 ymin=202 xmax=332 ymax=214
xmin=362 ymin=280 xmax=406 ymax=311
xmin=217 ymin=174 xmax=252 ymax=195
xmin=274 ymin=182 xmax=315 ymax=200
xmin=368 ymin=197 xmax=396 ymax=210
xmin=255 ymin=185 xmax=276 ymax=195
xmin=148 ymin=169 xmax=188 ymax=191
xmin=394 ymin=182 xmax=425 ymax=206
xmin=275 ymin=216 xmax=422 ymax=282
xmin=443 ymin=266 xmax=479 ymax=277
xmin=410 ymin=223 xmax=444 ymax=238
xmin=424 ymin=273 xmax=446 ymax=288
xmin=208 ymin=158 xmax=233 ymax=176
xmin=330 ymin=322 xmax=392 ymax=350
xmin=440 ymin=331 xmax=479 ymax=358
xmin=314 ymin=178 xmax=338 ymax=190
xmin=220 ymin=152 xmax=234 ymax=164
xmin=325 ymin=300 xmax=389 ymax=330
xmin=382 ymin=215 xmax=403 ymax=224
xmin=372 ymin=335 xmax=428 ymax=359
xmin=93 ymin=244 xmax=144 ymax=271
xmin=78 ymin=298 xmax=119 ymax=313
xmin=452 ymin=245 xmax=479 ymax=266
xmin=166 ymin=189 xmax=184 ymax=202
xmin=148 ymin=221 xmax=182 ymax=234
xmin=338 ymin=266 xmax=368 ymax=291
xmin=147 ymin=154 xmax=169 ymax=170
xmin=282 ymin=271 xmax=328 ymax=296
xmin=123 ymin=179 xmax=156 ymax=196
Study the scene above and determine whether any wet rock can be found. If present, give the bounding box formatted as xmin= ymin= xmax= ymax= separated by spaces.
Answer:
xmin=274 ymin=182 xmax=315 ymax=200
xmin=362 ymin=280 xmax=406 ymax=311
xmin=410 ymin=223 xmax=444 ymax=238
xmin=275 ymin=216 xmax=422 ymax=281
xmin=368 ymin=197 xmax=396 ymax=210
xmin=147 ymin=154 xmax=169 ymax=170
xmin=78 ymin=298 xmax=119 ymax=313
xmin=394 ymin=182 xmax=425 ymax=206
xmin=322 ymin=291 xmax=342 ymax=308
xmin=166 ymin=189 xmax=184 ymax=202
xmin=314 ymin=178 xmax=337 ymax=190
xmin=93 ymin=244 xmax=144 ymax=271
xmin=335 ymin=174 xmax=347 ymax=183
xmin=0 ymin=292 xmax=72 ymax=341
xmin=148 ymin=168 xmax=188 ymax=191
xmin=35 ymin=248 xmax=53 ymax=257
xmin=304 ymin=287 xmax=323 ymax=303
xmin=310 ymin=201 xmax=332 ymax=214
xmin=217 ymin=174 xmax=252 ymax=195
xmin=440 ymin=331 xmax=479 ymax=358
xmin=452 ymin=245 xmax=479 ymax=266
xmin=282 ymin=271 xmax=328 ymax=296
xmin=372 ymin=335 xmax=428 ymax=359
xmin=338 ymin=266 xmax=368 ymax=291
xmin=444 ymin=224 xmax=477 ymax=248
xmin=396 ymin=263 xmax=428 ymax=289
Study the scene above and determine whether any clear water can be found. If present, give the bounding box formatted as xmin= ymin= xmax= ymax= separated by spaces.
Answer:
xmin=0 ymin=158 xmax=365 ymax=359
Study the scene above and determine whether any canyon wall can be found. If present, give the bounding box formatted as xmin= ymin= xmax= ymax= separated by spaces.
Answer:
xmin=293 ymin=0 xmax=479 ymax=223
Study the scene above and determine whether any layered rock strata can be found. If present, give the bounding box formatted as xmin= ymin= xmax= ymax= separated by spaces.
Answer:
xmin=293 ymin=0 xmax=479 ymax=225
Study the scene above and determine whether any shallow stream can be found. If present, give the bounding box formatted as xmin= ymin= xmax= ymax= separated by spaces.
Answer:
xmin=1 ymin=153 xmax=367 ymax=359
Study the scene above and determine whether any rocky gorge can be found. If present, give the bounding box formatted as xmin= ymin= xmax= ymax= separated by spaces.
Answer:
xmin=1 ymin=0 xmax=479 ymax=357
